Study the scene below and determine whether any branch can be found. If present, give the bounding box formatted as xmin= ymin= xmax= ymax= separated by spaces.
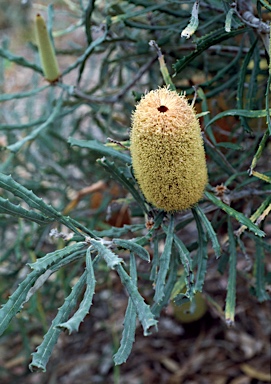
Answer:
xmin=236 ymin=0 xmax=270 ymax=34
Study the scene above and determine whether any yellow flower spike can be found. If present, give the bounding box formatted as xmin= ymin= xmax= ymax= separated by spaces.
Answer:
xmin=130 ymin=88 xmax=208 ymax=212
xmin=35 ymin=13 xmax=60 ymax=83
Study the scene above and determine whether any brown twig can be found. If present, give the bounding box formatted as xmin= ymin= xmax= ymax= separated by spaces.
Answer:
xmin=235 ymin=0 xmax=270 ymax=53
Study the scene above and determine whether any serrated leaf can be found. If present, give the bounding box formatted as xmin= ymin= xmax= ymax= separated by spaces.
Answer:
xmin=93 ymin=224 xmax=145 ymax=238
xmin=28 ymin=243 xmax=86 ymax=272
xmin=68 ymin=138 xmax=131 ymax=164
xmin=151 ymin=250 xmax=179 ymax=318
xmin=25 ymin=270 xmax=54 ymax=302
xmin=0 ymin=247 xmax=86 ymax=337
xmin=205 ymin=108 xmax=271 ymax=131
xmin=29 ymin=272 xmax=87 ymax=372
xmin=192 ymin=209 xmax=208 ymax=292
xmin=193 ymin=205 xmax=221 ymax=258
xmin=98 ymin=158 xmax=147 ymax=214
xmin=113 ymin=253 xmax=137 ymax=365
xmin=0 ymin=173 xmax=85 ymax=235
xmin=0 ymin=173 xmax=52 ymax=212
xmin=174 ymin=27 xmax=248 ymax=74
xmin=113 ymin=238 xmax=150 ymax=262
xmin=225 ymin=218 xmax=237 ymax=325
xmin=205 ymin=191 xmax=265 ymax=237
xmin=28 ymin=242 xmax=86 ymax=271
xmin=173 ymin=235 xmax=194 ymax=295
xmin=91 ymin=239 xmax=123 ymax=269
xmin=0 ymin=197 xmax=54 ymax=225
xmin=154 ymin=215 xmax=175 ymax=303
xmin=0 ymin=269 xmax=42 ymax=336
xmin=255 ymin=240 xmax=270 ymax=302
xmin=57 ymin=247 xmax=96 ymax=333
xmin=115 ymin=263 xmax=157 ymax=335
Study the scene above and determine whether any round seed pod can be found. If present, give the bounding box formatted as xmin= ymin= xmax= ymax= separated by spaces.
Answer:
xmin=130 ymin=88 xmax=208 ymax=212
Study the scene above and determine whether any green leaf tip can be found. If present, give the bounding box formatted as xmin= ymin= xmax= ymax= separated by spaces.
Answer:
xmin=205 ymin=192 xmax=265 ymax=238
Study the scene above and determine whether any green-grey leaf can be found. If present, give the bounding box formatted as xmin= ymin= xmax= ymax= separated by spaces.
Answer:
xmin=0 ymin=246 xmax=86 ymax=338
xmin=0 ymin=46 xmax=43 ymax=74
xmin=0 ymin=86 xmax=49 ymax=102
xmin=57 ymin=247 xmax=96 ymax=333
xmin=29 ymin=272 xmax=87 ymax=372
xmin=154 ymin=215 xmax=175 ymax=303
xmin=28 ymin=243 xmax=86 ymax=272
xmin=174 ymin=27 xmax=249 ymax=74
xmin=0 ymin=269 xmax=42 ymax=336
xmin=0 ymin=173 xmax=85 ymax=236
xmin=91 ymin=239 xmax=123 ymax=269
xmin=193 ymin=205 xmax=221 ymax=257
xmin=93 ymin=224 xmax=145 ymax=238
xmin=68 ymin=138 xmax=131 ymax=164
xmin=0 ymin=197 xmax=54 ymax=225
xmin=113 ymin=238 xmax=150 ymax=262
xmin=115 ymin=263 xmax=157 ymax=335
xmin=205 ymin=108 xmax=271 ymax=131
xmin=192 ymin=210 xmax=208 ymax=292
xmin=113 ymin=253 xmax=137 ymax=365
xmin=205 ymin=191 xmax=265 ymax=237
xmin=225 ymin=218 xmax=237 ymax=325
xmin=255 ymin=240 xmax=270 ymax=302
xmin=216 ymin=142 xmax=243 ymax=150
xmin=98 ymin=158 xmax=148 ymax=214
xmin=25 ymin=270 xmax=54 ymax=303
xmin=173 ymin=234 xmax=194 ymax=295
xmin=151 ymin=250 xmax=179 ymax=318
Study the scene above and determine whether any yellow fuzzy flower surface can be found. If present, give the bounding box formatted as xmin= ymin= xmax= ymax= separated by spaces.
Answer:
xmin=130 ymin=88 xmax=208 ymax=212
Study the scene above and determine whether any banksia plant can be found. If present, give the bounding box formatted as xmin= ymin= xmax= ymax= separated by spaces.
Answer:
xmin=0 ymin=1 xmax=270 ymax=379
xmin=130 ymin=88 xmax=208 ymax=212
xmin=35 ymin=13 xmax=60 ymax=82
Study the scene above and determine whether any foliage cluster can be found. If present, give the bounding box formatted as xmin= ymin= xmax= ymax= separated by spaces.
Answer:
xmin=0 ymin=0 xmax=270 ymax=372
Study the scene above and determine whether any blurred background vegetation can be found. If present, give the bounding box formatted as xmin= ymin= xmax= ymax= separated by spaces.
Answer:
xmin=0 ymin=0 xmax=270 ymax=383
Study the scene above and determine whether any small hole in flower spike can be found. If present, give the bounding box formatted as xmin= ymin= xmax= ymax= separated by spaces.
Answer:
xmin=158 ymin=105 xmax=168 ymax=113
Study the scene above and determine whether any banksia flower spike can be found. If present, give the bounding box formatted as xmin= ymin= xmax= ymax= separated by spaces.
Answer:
xmin=35 ymin=13 xmax=60 ymax=83
xmin=130 ymin=88 xmax=208 ymax=212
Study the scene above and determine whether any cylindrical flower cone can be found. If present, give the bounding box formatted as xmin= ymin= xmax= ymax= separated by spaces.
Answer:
xmin=130 ymin=88 xmax=208 ymax=212
xmin=35 ymin=13 xmax=60 ymax=82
